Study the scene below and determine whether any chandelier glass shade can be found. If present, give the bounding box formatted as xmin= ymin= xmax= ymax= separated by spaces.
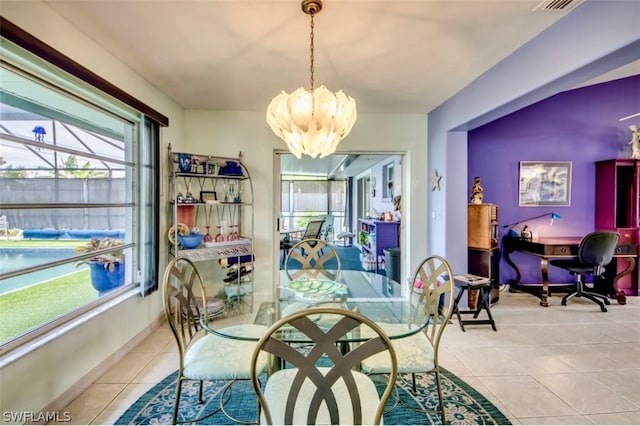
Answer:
xmin=266 ymin=0 xmax=357 ymax=159
xmin=267 ymin=85 xmax=356 ymax=159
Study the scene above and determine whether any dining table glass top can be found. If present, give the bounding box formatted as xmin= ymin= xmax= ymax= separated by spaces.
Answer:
xmin=201 ymin=270 xmax=430 ymax=343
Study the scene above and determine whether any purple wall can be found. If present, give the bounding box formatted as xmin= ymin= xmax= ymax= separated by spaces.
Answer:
xmin=469 ymin=75 xmax=640 ymax=284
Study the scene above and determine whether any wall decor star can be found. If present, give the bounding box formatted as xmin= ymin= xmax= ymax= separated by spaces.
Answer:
xmin=432 ymin=169 xmax=442 ymax=191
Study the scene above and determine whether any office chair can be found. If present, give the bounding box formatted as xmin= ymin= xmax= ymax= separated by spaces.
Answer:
xmin=549 ymin=231 xmax=620 ymax=312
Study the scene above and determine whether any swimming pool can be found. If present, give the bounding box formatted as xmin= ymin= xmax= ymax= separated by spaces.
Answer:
xmin=0 ymin=248 xmax=87 ymax=294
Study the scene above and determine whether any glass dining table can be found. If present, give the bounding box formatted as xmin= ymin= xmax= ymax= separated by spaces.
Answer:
xmin=200 ymin=270 xmax=430 ymax=344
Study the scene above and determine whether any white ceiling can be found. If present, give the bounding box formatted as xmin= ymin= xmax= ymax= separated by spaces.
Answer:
xmin=44 ymin=0 xmax=580 ymax=115
xmin=39 ymin=0 xmax=638 ymax=177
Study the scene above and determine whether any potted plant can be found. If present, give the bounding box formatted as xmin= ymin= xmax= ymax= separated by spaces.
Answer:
xmin=75 ymin=237 xmax=125 ymax=295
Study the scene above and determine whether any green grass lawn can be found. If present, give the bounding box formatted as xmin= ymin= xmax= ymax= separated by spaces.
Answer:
xmin=0 ymin=241 xmax=98 ymax=342
xmin=0 ymin=270 xmax=97 ymax=342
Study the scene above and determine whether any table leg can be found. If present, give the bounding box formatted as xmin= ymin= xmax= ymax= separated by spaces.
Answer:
xmin=504 ymin=242 xmax=549 ymax=306
xmin=613 ymin=256 xmax=635 ymax=305
xmin=540 ymin=257 xmax=549 ymax=307
xmin=503 ymin=245 xmax=522 ymax=287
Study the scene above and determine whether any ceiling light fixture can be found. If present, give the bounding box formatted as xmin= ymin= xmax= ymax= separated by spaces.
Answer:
xmin=266 ymin=0 xmax=356 ymax=159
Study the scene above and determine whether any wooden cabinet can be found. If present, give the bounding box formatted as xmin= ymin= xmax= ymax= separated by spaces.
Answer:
xmin=595 ymin=159 xmax=639 ymax=295
xmin=357 ymin=219 xmax=399 ymax=273
xmin=467 ymin=204 xmax=498 ymax=250
xmin=467 ymin=204 xmax=499 ymax=303
xmin=168 ymin=144 xmax=255 ymax=313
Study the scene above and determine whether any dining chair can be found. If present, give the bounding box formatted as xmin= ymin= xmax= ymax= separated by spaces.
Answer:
xmin=249 ymin=306 xmax=398 ymax=425
xmin=549 ymin=231 xmax=620 ymax=312
xmin=281 ymin=238 xmax=344 ymax=317
xmin=163 ymin=257 xmax=268 ymax=424
xmin=359 ymin=255 xmax=455 ymax=424
xmin=283 ymin=238 xmax=342 ymax=281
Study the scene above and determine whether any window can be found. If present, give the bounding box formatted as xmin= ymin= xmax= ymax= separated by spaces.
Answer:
xmin=382 ymin=162 xmax=394 ymax=200
xmin=280 ymin=177 xmax=346 ymax=232
xmin=0 ymin=25 xmax=163 ymax=351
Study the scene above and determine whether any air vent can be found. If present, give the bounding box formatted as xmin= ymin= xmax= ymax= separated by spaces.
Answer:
xmin=533 ymin=0 xmax=584 ymax=11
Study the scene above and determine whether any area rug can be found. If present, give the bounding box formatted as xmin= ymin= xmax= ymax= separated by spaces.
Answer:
xmin=116 ymin=368 xmax=510 ymax=425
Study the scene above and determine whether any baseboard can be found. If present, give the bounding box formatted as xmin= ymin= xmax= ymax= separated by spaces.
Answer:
xmin=37 ymin=314 xmax=166 ymax=423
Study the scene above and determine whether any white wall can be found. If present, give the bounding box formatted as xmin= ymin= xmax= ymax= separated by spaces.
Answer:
xmin=184 ymin=111 xmax=428 ymax=295
xmin=370 ymin=154 xmax=402 ymax=216
xmin=0 ymin=1 xmax=184 ymax=418
xmin=1 ymin=1 xmax=428 ymax=417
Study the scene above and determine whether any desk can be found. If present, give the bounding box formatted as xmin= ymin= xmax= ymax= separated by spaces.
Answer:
xmin=503 ymin=236 xmax=637 ymax=307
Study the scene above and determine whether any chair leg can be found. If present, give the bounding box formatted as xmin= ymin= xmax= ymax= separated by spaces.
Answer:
xmin=434 ymin=369 xmax=446 ymax=424
xmin=563 ymin=275 xmax=609 ymax=312
xmin=172 ymin=377 xmax=183 ymax=424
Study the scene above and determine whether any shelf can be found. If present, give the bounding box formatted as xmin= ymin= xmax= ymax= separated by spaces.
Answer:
xmin=174 ymin=172 xmax=247 ymax=180
xmin=172 ymin=201 xmax=252 ymax=207
xmin=170 ymin=239 xmax=252 ymax=261
xmin=168 ymin=144 xmax=255 ymax=313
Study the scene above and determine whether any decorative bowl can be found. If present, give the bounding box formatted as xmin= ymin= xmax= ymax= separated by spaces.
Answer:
xmin=178 ymin=233 xmax=204 ymax=249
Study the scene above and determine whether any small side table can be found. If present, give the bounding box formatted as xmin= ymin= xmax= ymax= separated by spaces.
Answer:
xmin=453 ymin=274 xmax=497 ymax=332
xmin=336 ymin=232 xmax=355 ymax=247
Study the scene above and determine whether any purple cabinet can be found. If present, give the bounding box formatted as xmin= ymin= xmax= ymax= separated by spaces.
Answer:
xmin=358 ymin=219 xmax=400 ymax=273
xmin=595 ymin=159 xmax=639 ymax=296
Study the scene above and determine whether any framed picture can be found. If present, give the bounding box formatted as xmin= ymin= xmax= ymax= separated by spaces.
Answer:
xmin=519 ymin=161 xmax=571 ymax=206
xmin=199 ymin=191 xmax=217 ymax=203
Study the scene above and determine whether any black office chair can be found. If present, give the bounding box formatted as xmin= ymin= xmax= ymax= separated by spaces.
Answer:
xmin=549 ymin=231 xmax=620 ymax=312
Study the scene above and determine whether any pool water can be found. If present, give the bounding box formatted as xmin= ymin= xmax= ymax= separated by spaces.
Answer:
xmin=0 ymin=249 xmax=86 ymax=294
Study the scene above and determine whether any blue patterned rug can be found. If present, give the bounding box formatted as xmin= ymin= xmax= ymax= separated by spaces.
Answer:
xmin=116 ymin=367 xmax=510 ymax=425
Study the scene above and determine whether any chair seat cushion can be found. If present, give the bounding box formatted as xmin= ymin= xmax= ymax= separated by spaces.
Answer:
xmin=262 ymin=367 xmax=382 ymax=425
xmin=360 ymin=323 xmax=434 ymax=374
xmin=549 ymin=259 xmax=595 ymax=274
xmin=184 ymin=324 xmax=268 ymax=380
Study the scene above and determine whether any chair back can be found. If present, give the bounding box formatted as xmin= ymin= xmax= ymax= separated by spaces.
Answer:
xmin=249 ymin=306 xmax=397 ymax=425
xmin=578 ymin=231 xmax=620 ymax=275
xmin=162 ymin=257 xmax=210 ymax=357
xmin=284 ymin=238 xmax=342 ymax=280
xmin=319 ymin=214 xmax=335 ymax=241
xmin=303 ymin=217 xmax=325 ymax=239
xmin=409 ymin=255 xmax=455 ymax=356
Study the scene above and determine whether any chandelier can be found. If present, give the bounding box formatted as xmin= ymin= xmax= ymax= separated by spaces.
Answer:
xmin=266 ymin=0 xmax=357 ymax=159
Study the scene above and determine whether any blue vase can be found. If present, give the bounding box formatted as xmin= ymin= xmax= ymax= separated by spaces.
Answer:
xmin=88 ymin=262 xmax=125 ymax=296
xmin=178 ymin=153 xmax=192 ymax=173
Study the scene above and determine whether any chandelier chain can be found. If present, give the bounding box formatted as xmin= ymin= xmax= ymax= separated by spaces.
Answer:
xmin=309 ymin=12 xmax=315 ymax=91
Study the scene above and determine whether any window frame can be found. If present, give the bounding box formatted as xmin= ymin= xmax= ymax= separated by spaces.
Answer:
xmin=0 ymin=18 xmax=165 ymax=353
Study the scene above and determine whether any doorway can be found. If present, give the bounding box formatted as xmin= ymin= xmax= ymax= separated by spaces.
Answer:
xmin=274 ymin=151 xmax=405 ymax=280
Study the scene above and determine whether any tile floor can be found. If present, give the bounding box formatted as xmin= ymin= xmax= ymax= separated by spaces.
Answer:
xmin=53 ymin=289 xmax=640 ymax=425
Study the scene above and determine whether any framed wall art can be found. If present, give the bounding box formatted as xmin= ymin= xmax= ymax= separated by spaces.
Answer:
xmin=519 ymin=161 xmax=571 ymax=206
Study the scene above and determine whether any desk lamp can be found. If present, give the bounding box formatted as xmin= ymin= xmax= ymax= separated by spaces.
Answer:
xmin=503 ymin=212 xmax=561 ymax=239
